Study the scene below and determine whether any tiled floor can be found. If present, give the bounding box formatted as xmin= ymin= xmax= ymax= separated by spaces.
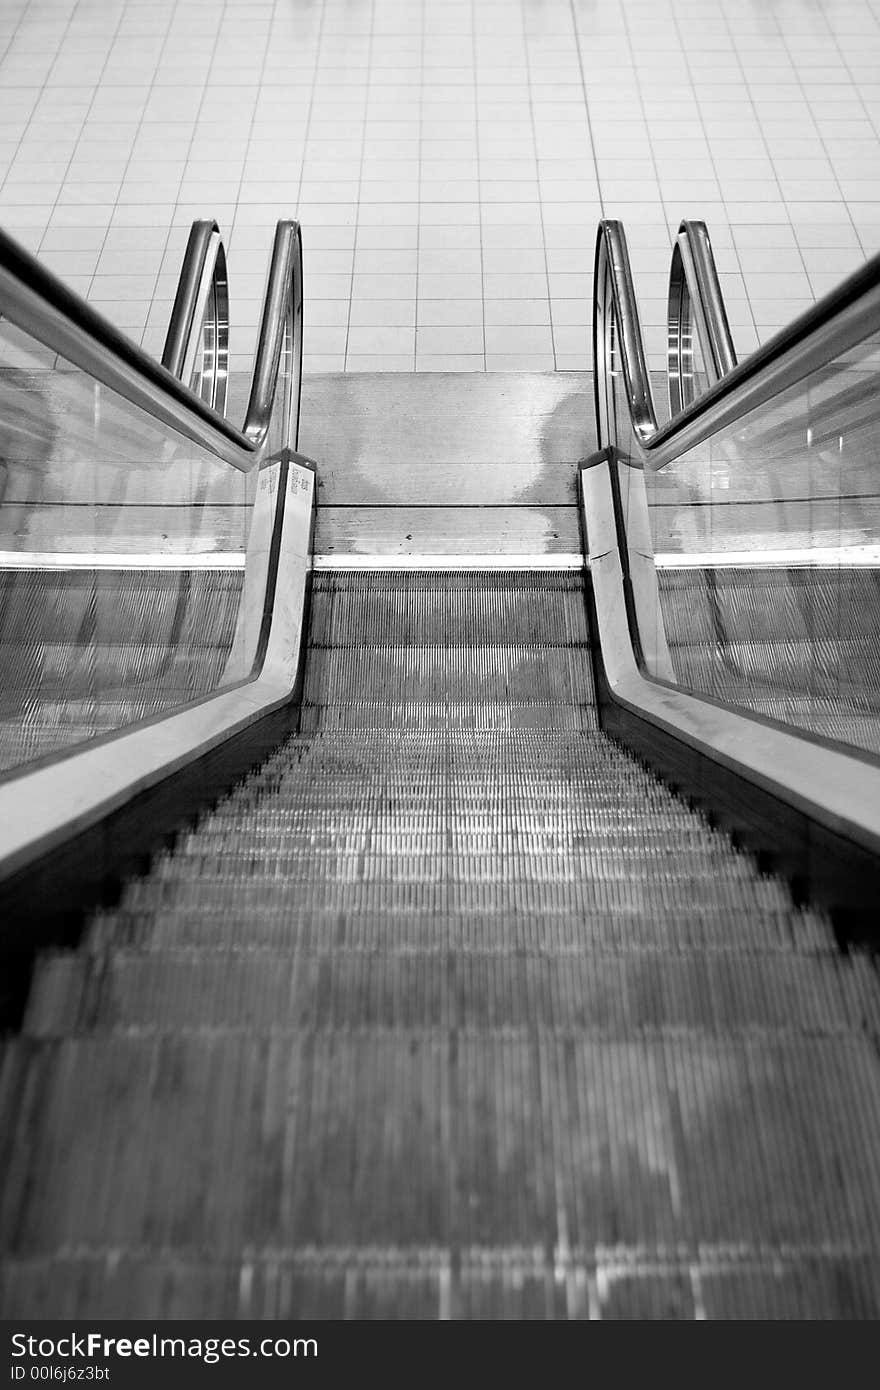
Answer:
xmin=0 ymin=0 xmax=878 ymax=374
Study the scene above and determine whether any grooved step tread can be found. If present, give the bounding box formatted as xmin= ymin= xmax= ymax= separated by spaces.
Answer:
xmin=24 ymin=947 xmax=880 ymax=1036
xmin=7 ymin=1247 xmax=878 ymax=1319
xmin=3 ymin=1033 xmax=879 ymax=1253
xmin=3 ymin=567 xmax=879 ymax=1320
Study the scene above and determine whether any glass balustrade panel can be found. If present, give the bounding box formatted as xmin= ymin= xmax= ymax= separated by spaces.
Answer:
xmin=0 ymin=312 xmax=263 ymax=777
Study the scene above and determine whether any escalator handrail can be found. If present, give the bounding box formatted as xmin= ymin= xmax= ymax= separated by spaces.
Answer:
xmin=593 ymin=218 xmax=655 ymax=446
xmin=0 ymin=220 xmax=303 ymax=473
xmin=595 ymin=217 xmax=880 ymax=470
xmin=676 ymin=220 xmax=737 ymax=379
xmin=588 ymin=217 xmax=880 ymax=903
xmin=667 ymin=219 xmax=736 ymax=414
xmin=162 ymin=218 xmax=303 ymax=453
xmin=594 ymin=218 xmax=731 ymax=445
xmin=245 ymin=220 xmax=303 ymax=452
xmin=162 ymin=219 xmax=229 ymax=416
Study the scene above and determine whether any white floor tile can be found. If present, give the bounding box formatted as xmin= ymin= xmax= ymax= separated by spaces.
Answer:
xmin=0 ymin=0 xmax=873 ymax=376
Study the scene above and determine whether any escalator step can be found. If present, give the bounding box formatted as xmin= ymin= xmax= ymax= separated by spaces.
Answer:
xmin=2 ymin=1032 xmax=879 ymax=1253
xmin=85 ymin=904 xmax=831 ymax=953
xmin=24 ymin=947 xmax=880 ymax=1037
xmin=2 ymin=1249 xmax=879 ymax=1319
xmin=308 ymin=570 xmax=592 ymax=646
xmin=3 ymin=567 xmax=879 ymax=1319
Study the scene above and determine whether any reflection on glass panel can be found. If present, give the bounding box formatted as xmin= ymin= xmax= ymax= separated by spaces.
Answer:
xmin=682 ymin=306 xmax=709 ymax=404
xmin=643 ymin=335 xmax=880 ymax=755
xmin=219 ymin=314 xmax=293 ymax=683
xmin=189 ymin=281 xmax=216 ymax=406
xmin=607 ymin=303 xmax=672 ymax=681
xmin=188 ymin=275 xmax=229 ymax=416
xmin=667 ymin=285 xmax=710 ymax=416
xmin=0 ymin=313 xmax=261 ymax=777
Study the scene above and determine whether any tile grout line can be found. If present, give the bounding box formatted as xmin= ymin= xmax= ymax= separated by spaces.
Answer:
xmin=31 ymin=0 xmax=131 ymax=365
xmin=521 ymin=0 xmax=557 ymax=373
xmin=149 ymin=0 xmax=230 ymax=355
xmin=85 ymin=0 xmax=184 ymax=340
xmin=342 ymin=0 xmax=376 ymax=372
xmin=718 ymin=2 xmax=812 ymax=339
xmin=413 ymin=0 xmax=425 ymax=372
xmin=809 ymin=2 xmax=877 ymax=259
xmin=667 ymin=4 xmax=758 ymax=356
xmin=0 ymin=0 xmax=46 ymax=202
xmin=471 ymin=0 xmax=486 ymax=372
xmin=291 ymin=0 xmax=329 ymax=333
xmin=24 ymin=1 xmax=113 ymax=267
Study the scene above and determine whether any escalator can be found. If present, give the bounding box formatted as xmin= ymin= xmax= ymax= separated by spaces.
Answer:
xmin=1 ymin=218 xmax=879 ymax=1319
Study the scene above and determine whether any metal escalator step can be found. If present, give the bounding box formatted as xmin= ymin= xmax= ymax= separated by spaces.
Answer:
xmin=3 ymin=1032 xmax=880 ymax=1255
xmin=2 ymin=1248 xmax=879 ymax=1319
xmin=172 ymin=825 xmax=733 ymax=854
xmin=224 ymin=753 xmax=675 ymax=797
xmin=84 ymin=904 xmax=831 ymax=954
xmin=297 ymin=703 xmax=598 ymax=732
xmin=5 ymin=565 xmax=880 ymax=1319
xmin=308 ymin=570 xmax=592 ymax=646
xmin=205 ymin=804 xmax=711 ymax=831
xmin=139 ymin=849 xmax=765 ymax=888
xmin=302 ymin=645 xmax=595 ymax=708
xmin=23 ymin=948 xmax=878 ymax=1038
xmin=114 ymin=873 xmax=797 ymax=917
xmin=160 ymin=845 xmax=764 ymax=881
